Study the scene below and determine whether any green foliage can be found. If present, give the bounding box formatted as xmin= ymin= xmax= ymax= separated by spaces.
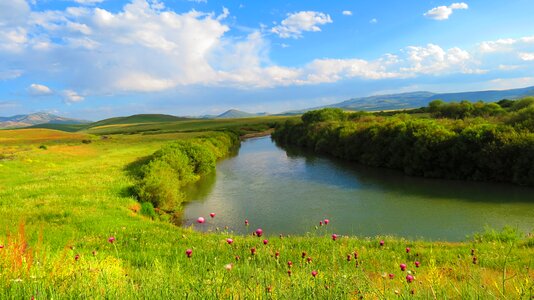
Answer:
xmin=472 ymin=226 xmax=523 ymax=243
xmin=140 ymin=202 xmax=157 ymax=219
xmin=38 ymin=144 xmax=47 ymax=150
xmin=273 ymin=98 xmax=534 ymax=186
xmin=301 ymin=108 xmax=347 ymax=124
xmin=134 ymin=132 xmax=238 ymax=211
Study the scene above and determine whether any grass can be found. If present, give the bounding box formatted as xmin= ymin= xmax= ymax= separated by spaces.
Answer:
xmin=0 ymin=127 xmax=533 ymax=299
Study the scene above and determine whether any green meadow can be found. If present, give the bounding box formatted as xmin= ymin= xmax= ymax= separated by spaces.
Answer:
xmin=0 ymin=117 xmax=533 ymax=299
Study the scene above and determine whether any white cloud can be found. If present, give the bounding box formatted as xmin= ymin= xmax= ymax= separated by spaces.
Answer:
xmin=29 ymin=83 xmax=53 ymax=96
xmin=489 ymin=77 xmax=534 ymax=90
xmin=370 ymin=18 xmax=378 ymax=24
xmin=479 ymin=38 xmax=516 ymax=53
xmin=519 ymin=52 xmax=534 ymax=61
xmin=424 ymin=2 xmax=468 ymax=21
xmin=72 ymin=0 xmax=105 ymax=4
xmin=63 ymin=90 xmax=84 ymax=103
xmin=342 ymin=11 xmax=352 ymax=16
xmin=0 ymin=70 xmax=23 ymax=80
xmin=271 ymin=11 xmax=332 ymax=39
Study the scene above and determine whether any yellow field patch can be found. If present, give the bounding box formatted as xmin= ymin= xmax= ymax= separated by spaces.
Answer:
xmin=0 ymin=129 xmax=90 ymax=143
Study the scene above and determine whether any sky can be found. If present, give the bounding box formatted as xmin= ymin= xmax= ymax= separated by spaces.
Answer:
xmin=1 ymin=0 xmax=534 ymax=120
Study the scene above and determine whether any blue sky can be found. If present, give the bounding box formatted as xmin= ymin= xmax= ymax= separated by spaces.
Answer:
xmin=1 ymin=0 xmax=534 ymax=120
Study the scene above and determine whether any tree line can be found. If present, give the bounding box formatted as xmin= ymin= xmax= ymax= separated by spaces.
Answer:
xmin=272 ymin=98 xmax=534 ymax=186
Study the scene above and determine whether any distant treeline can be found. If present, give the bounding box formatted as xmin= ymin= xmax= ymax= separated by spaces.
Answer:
xmin=134 ymin=132 xmax=239 ymax=212
xmin=272 ymin=98 xmax=534 ymax=186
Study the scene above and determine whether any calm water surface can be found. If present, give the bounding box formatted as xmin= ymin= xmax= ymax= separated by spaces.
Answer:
xmin=183 ymin=137 xmax=534 ymax=241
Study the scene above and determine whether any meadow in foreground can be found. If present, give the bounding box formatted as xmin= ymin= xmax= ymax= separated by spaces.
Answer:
xmin=0 ymin=126 xmax=533 ymax=299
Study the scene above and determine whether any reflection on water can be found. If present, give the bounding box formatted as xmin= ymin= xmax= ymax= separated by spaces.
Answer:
xmin=183 ymin=136 xmax=534 ymax=241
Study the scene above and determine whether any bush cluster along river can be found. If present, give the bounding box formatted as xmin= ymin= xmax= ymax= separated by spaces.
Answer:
xmin=183 ymin=136 xmax=534 ymax=241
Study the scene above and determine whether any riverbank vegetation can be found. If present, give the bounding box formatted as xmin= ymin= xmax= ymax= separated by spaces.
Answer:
xmin=273 ymin=98 xmax=534 ymax=186
xmin=1 ymin=117 xmax=532 ymax=298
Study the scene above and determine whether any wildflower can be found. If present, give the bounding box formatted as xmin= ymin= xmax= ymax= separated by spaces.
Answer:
xmin=324 ymin=219 xmax=330 ymax=225
xmin=226 ymin=238 xmax=234 ymax=244
xmin=347 ymin=254 xmax=351 ymax=262
xmin=400 ymin=263 xmax=407 ymax=271
xmin=379 ymin=240 xmax=385 ymax=247
xmin=108 ymin=236 xmax=115 ymax=244
xmin=92 ymin=250 xmax=97 ymax=256
xmin=288 ymin=261 xmax=293 ymax=268
xmin=319 ymin=221 xmax=323 ymax=226
xmin=256 ymin=228 xmax=263 ymax=237
xmin=332 ymin=234 xmax=338 ymax=241
xmin=210 ymin=213 xmax=216 ymax=218
xmin=224 ymin=263 xmax=233 ymax=271
xmin=263 ymin=239 xmax=268 ymax=245
xmin=197 ymin=217 xmax=205 ymax=224
xmin=245 ymin=219 xmax=249 ymax=226
xmin=406 ymin=274 xmax=414 ymax=283
xmin=307 ymin=257 xmax=312 ymax=263
xmin=0 ymin=245 xmax=4 ymax=249
xmin=406 ymin=247 xmax=411 ymax=253
xmin=250 ymin=247 xmax=256 ymax=255
xmin=311 ymin=270 xmax=318 ymax=277
xmin=302 ymin=251 xmax=307 ymax=258
xmin=415 ymin=261 xmax=420 ymax=268
xmin=471 ymin=249 xmax=475 ymax=256
xmin=389 ymin=273 xmax=395 ymax=279
xmin=275 ymin=251 xmax=280 ymax=258
xmin=353 ymin=251 xmax=358 ymax=259
xmin=186 ymin=249 xmax=193 ymax=258
xmin=235 ymin=255 xmax=240 ymax=261
xmin=472 ymin=256 xmax=477 ymax=264
xmin=287 ymin=269 xmax=292 ymax=277
xmin=75 ymin=254 xmax=80 ymax=261
xmin=266 ymin=286 xmax=272 ymax=293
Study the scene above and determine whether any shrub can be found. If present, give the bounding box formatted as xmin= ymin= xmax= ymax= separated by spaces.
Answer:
xmin=39 ymin=145 xmax=48 ymax=150
xmin=140 ymin=202 xmax=157 ymax=219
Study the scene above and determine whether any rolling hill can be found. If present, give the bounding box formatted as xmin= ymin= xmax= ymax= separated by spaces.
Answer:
xmin=86 ymin=114 xmax=191 ymax=128
xmin=285 ymin=85 xmax=534 ymax=113
xmin=215 ymin=109 xmax=258 ymax=119
xmin=0 ymin=112 xmax=90 ymax=129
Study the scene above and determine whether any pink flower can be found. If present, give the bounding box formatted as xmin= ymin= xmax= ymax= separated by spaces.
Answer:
xmin=307 ymin=257 xmax=312 ymax=263
xmin=245 ymin=219 xmax=249 ymax=226
xmin=287 ymin=269 xmax=292 ymax=277
xmin=197 ymin=217 xmax=205 ymax=224
xmin=406 ymin=274 xmax=414 ymax=283
xmin=379 ymin=240 xmax=385 ymax=246
xmin=319 ymin=221 xmax=323 ymax=226
xmin=226 ymin=238 xmax=233 ymax=244
xmin=400 ymin=263 xmax=407 ymax=271
xmin=75 ymin=254 xmax=80 ymax=261
xmin=332 ymin=234 xmax=338 ymax=241
xmin=0 ymin=245 xmax=4 ymax=249
xmin=263 ymin=239 xmax=268 ymax=245
xmin=415 ymin=261 xmax=420 ymax=268
xmin=108 ymin=236 xmax=115 ymax=244
xmin=210 ymin=213 xmax=216 ymax=218
xmin=250 ymin=247 xmax=256 ymax=255
xmin=255 ymin=228 xmax=263 ymax=237
xmin=311 ymin=270 xmax=318 ymax=277
xmin=406 ymin=247 xmax=411 ymax=253
xmin=186 ymin=249 xmax=193 ymax=258
xmin=347 ymin=254 xmax=351 ymax=262
xmin=389 ymin=273 xmax=395 ymax=279
xmin=324 ymin=219 xmax=330 ymax=225
xmin=275 ymin=251 xmax=280 ymax=258
xmin=287 ymin=261 xmax=293 ymax=267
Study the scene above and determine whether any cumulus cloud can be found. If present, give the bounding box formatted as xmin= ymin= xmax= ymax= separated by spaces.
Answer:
xmin=62 ymin=90 xmax=84 ymax=103
xmin=271 ymin=11 xmax=332 ymax=39
xmin=1 ymin=0 xmax=533 ymax=96
xmin=424 ymin=2 xmax=468 ymax=21
xmin=342 ymin=11 xmax=352 ymax=16
xmin=29 ymin=83 xmax=53 ymax=96
xmin=72 ymin=0 xmax=105 ymax=4
xmin=519 ymin=52 xmax=534 ymax=61
xmin=478 ymin=36 xmax=534 ymax=53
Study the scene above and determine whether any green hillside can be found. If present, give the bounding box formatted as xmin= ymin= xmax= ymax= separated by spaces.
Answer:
xmin=87 ymin=114 xmax=190 ymax=128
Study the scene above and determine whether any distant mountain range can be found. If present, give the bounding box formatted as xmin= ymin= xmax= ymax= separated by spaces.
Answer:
xmin=0 ymin=112 xmax=90 ymax=129
xmin=214 ymin=109 xmax=268 ymax=119
xmin=285 ymin=85 xmax=534 ymax=114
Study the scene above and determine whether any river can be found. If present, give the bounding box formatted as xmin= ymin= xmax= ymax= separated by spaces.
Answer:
xmin=182 ymin=136 xmax=534 ymax=241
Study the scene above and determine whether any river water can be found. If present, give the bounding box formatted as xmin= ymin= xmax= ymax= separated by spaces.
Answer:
xmin=182 ymin=136 xmax=534 ymax=241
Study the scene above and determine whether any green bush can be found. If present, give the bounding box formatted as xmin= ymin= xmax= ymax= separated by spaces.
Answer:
xmin=140 ymin=202 xmax=157 ymax=219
